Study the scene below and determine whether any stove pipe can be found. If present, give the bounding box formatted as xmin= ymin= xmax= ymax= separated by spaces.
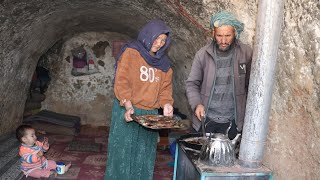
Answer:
xmin=238 ymin=0 xmax=284 ymax=168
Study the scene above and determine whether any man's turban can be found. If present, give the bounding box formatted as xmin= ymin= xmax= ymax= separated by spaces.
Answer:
xmin=210 ymin=11 xmax=244 ymax=39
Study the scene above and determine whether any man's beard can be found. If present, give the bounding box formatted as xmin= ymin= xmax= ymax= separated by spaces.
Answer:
xmin=216 ymin=40 xmax=235 ymax=52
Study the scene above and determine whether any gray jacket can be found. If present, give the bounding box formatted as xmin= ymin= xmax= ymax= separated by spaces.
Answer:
xmin=186 ymin=40 xmax=253 ymax=131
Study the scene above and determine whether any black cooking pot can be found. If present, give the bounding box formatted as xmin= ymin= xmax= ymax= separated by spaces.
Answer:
xmin=178 ymin=133 xmax=205 ymax=151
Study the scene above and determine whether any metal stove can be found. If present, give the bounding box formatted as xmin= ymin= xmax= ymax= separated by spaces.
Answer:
xmin=173 ymin=141 xmax=273 ymax=180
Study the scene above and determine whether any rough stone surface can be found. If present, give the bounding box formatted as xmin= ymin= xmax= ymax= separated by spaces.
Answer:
xmin=92 ymin=41 xmax=110 ymax=58
xmin=0 ymin=0 xmax=319 ymax=179
xmin=41 ymin=32 xmax=129 ymax=126
xmin=264 ymin=0 xmax=320 ymax=179
xmin=0 ymin=0 xmax=204 ymax=133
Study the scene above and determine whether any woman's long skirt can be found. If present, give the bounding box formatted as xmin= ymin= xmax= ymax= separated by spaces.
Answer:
xmin=104 ymin=99 xmax=158 ymax=180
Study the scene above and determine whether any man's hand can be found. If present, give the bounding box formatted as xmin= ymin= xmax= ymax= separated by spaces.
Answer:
xmin=195 ymin=104 xmax=205 ymax=121
xmin=124 ymin=100 xmax=134 ymax=122
xmin=163 ymin=103 xmax=173 ymax=117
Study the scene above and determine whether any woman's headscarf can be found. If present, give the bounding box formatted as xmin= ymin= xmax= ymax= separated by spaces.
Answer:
xmin=210 ymin=11 xmax=244 ymax=39
xmin=116 ymin=19 xmax=172 ymax=72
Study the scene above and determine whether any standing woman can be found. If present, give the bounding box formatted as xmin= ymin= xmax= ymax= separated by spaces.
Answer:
xmin=105 ymin=20 xmax=174 ymax=180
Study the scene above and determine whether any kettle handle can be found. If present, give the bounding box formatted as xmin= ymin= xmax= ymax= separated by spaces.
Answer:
xmin=202 ymin=117 xmax=232 ymax=136
xmin=201 ymin=116 xmax=206 ymax=138
xmin=225 ymin=120 xmax=232 ymax=135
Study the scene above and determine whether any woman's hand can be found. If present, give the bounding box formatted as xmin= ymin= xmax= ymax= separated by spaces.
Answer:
xmin=163 ymin=103 xmax=173 ymax=117
xmin=195 ymin=104 xmax=205 ymax=121
xmin=124 ymin=100 xmax=134 ymax=122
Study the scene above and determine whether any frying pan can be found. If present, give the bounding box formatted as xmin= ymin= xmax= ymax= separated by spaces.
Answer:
xmin=178 ymin=133 xmax=206 ymax=151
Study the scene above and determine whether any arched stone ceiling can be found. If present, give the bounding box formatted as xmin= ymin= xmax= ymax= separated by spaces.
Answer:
xmin=0 ymin=0 xmax=205 ymax=134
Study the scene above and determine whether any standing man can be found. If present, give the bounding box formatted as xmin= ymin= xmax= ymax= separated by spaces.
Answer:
xmin=186 ymin=11 xmax=253 ymax=139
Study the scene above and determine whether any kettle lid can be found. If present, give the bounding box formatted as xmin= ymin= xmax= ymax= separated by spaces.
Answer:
xmin=211 ymin=133 xmax=228 ymax=140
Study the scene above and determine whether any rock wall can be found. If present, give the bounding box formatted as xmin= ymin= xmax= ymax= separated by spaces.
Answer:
xmin=264 ymin=0 xmax=320 ymax=178
xmin=0 ymin=0 xmax=319 ymax=179
xmin=41 ymin=32 xmax=130 ymax=126
xmin=0 ymin=0 xmax=204 ymax=134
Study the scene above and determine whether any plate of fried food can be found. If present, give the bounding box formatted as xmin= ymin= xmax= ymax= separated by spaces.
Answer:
xmin=131 ymin=115 xmax=186 ymax=129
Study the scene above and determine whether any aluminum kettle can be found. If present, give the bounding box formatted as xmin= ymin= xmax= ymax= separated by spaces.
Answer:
xmin=198 ymin=119 xmax=241 ymax=167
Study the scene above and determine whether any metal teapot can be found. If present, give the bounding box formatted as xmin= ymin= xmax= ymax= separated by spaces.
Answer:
xmin=198 ymin=118 xmax=241 ymax=167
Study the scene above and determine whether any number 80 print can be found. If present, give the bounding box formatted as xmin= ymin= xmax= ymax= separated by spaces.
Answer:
xmin=140 ymin=66 xmax=156 ymax=82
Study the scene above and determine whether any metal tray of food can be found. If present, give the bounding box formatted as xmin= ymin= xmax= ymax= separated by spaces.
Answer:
xmin=132 ymin=115 xmax=186 ymax=129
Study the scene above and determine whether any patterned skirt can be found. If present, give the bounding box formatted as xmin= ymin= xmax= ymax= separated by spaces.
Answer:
xmin=104 ymin=99 xmax=158 ymax=180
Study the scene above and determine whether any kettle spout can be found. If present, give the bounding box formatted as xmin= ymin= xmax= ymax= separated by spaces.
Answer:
xmin=231 ymin=133 xmax=241 ymax=148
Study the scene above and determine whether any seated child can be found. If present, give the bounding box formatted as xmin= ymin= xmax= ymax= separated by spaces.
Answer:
xmin=16 ymin=124 xmax=71 ymax=178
